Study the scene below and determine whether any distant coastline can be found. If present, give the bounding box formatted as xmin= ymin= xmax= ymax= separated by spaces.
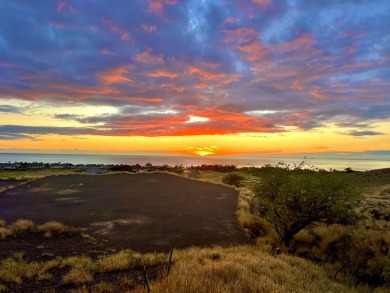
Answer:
xmin=0 ymin=152 xmax=389 ymax=171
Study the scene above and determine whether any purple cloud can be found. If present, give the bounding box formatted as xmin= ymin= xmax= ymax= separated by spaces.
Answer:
xmin=0 ymin=0 xmax=389 ymax=137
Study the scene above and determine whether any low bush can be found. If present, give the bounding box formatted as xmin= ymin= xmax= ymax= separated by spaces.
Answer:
xmin=222 ymin=173 xmax=244 ymax=187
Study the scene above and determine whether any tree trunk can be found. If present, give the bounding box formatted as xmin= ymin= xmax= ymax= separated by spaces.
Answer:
xmin=283 ymin=232 xmax=294 ymax=247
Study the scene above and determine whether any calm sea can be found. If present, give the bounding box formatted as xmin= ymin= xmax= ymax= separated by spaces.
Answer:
xmin=0 ymin=153 xmax=389 ymax=171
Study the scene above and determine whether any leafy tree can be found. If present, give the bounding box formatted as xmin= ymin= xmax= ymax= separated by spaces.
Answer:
xmin=222 ymin=173 xmax=245 ymax=187
xmin=250 ymin=166 xmax=362 ymax=246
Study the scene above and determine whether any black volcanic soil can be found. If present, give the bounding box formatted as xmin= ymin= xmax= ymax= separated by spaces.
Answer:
xmin=0 ymin=173 xmax=251 ymax=252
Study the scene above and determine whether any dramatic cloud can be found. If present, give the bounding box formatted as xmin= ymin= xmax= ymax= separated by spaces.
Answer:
xmin=0 ymin=0 xmax=389 ymax=142
xmin=347 ymin=130 xmax=385 ymax=137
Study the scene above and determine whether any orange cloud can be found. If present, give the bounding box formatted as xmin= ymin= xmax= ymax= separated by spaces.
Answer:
xmin=100 ymin=49 xmax=118 ymax=56
xmin=310 ymin=87 xmax=330 ymax=100
xmin=224 ymin=16 xmax=240 ymax=24
xmin=100 ymin=18 xmax=131 ymax=42
xmin=238 ymin=42 xmax=266 ymax=61
xmin=97 ymin=66 xmax=134 ymax=84
xmin=141 ymin=24 xmax=157 ymax=32
xmin=133 ymin=48 xmax=164 ymax=64
xmin=186 ymin=64 xmax=241 ymax=85
xmin=223 ymin=27 xmax=258 ymax=44
xmin=252 ymin=0 xmax=271 ymax=8
xmin=129 ymin=97 xmax=163 ymax=104
xmin=147 ymin=69 xmax=179 ymax=79
xmin=57 ymin=2 xmax=78 ymax=13
xmin=146 ymin=0 xmax=178 ymax=15
xmin=223 ymin=27 xmax=267 ymax=63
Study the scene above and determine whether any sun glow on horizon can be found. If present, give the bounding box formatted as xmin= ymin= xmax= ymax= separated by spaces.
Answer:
xmin=185 ymin=145 xmax=220 ymax=156
xmin=193 ymin=150 xmax=214 ymax=156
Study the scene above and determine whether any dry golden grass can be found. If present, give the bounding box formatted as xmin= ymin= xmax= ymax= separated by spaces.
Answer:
xmin=62 ymin=255 xmax=96 ymax=271
xmin=194 ymin=171 xmax=226 ymax=184
xmin=0 ymin=253 xmax=40 ymax=284
xmin=62 ymin=268 xmax=94 ymax=285
xmin=0 ymin=219 xmax=81 ymax=240
xmin=9 ymin=219 xmax=34 ymax=233
xmin=61 ymin=256 xmax=96 ymax=285
xmin=96 ymin=250 xmax=138 ymax=273
xmin=96 ymin=250 xmax=166 ymax=273
xmin=133 ymin=246 xmax=355 ymax=293
xmin=37 ymin=259 xmax=61 ymax=281
xmin=0 ymin=168 xmax=80 ymax=180
xmin=0 ymin=227 xmax=11 ymax=240
xmin=38 ymin=221 xmax=76 ymax=237
xmin=89 ymin=281 xmax=117 ymax=293
xmin=0 ymin=284 xmax=6 ymax=292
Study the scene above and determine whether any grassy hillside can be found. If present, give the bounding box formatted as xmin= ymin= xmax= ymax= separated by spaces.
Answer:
xmin=133 ymin=245 xmax=357 ymax=293
xmin=0 ymin=167 xmax=389 ymax=292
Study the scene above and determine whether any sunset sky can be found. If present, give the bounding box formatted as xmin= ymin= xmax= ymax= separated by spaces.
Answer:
xmin=0 ymin=0 xmax=389 ymax=158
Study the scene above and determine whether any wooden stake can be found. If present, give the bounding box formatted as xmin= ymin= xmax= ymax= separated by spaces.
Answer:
xmin=143 ymin=265 xmax=150 ymax=292
xmin=167 ymin=246 xmax=174 ymax=277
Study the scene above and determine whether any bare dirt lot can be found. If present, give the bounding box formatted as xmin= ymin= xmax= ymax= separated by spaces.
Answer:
xmin=0 ymin=173 xmax=250 ymax=252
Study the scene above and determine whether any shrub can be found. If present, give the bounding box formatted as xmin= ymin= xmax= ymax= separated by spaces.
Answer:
xmin=251 ymin=167 xmax=362 ymax=246
xmin=222 ymin=173 xmax=245 ymax=187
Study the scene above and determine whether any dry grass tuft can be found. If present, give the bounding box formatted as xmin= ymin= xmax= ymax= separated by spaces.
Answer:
xmin=96 ymin=250 xmax=139 ymax=273
xmin=61 ymin=256 xmax=96 ymax=285
xmin=0 ymin=253 xmax=40 ymax=284
xmin=38 ymin=221 xmax=75 ymax=237
xmin=0 ymin=284 xmax=7 ymax=292
xmin=0 ymin=227 xmax=12 ymax=240
xmin=37 ymin=258 xmax=61 ymax=281
xmin=62 ymin=268 xmax=94 ymax=285
xmin=10 ymin=219 xmax=34 ymax=233
xmin=0 ymin=219 xmax=80 ymax=240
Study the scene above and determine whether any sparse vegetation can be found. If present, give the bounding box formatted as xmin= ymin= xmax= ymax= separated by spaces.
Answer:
xmin=62 ymin=256 xmax=96 ymax=285
xmin=38 ymin=221 xmax=76 ymax=237
xmin=236 ymin=165 xmax=390 ymax=290
xmin=0 ymin=248 xmax=166 ymax=291
xmin=96 ymin=250 xmax=137 ymax=273
xmin=222 ymin=173 xmax=245 ymax=187
xmin=0 ymin=219 xmax=80 ymax=239
xmin=0 ymin=253 xmax=40 ymax=284
xmin=250 ymin=166 xmax=363 ymax=246
xmin=0 ymin=228 xmax=11 ymax=240
xmin=133 ymin=246 xmax=355 ymax=293
xmin=10 ymin=219 xmax=35 ymax=233
xmin=1 ymin=167 xmax=389 ymax=291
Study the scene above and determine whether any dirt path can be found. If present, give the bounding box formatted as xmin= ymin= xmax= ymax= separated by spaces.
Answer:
xmin=0 ymin=173 xmax=251 ymax=252
xmin=367 ymin=184 xmax=390 ymax=202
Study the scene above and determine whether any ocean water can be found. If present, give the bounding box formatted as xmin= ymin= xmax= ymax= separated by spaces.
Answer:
xmin=0 ymin=153 xmax=389 ymax=171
